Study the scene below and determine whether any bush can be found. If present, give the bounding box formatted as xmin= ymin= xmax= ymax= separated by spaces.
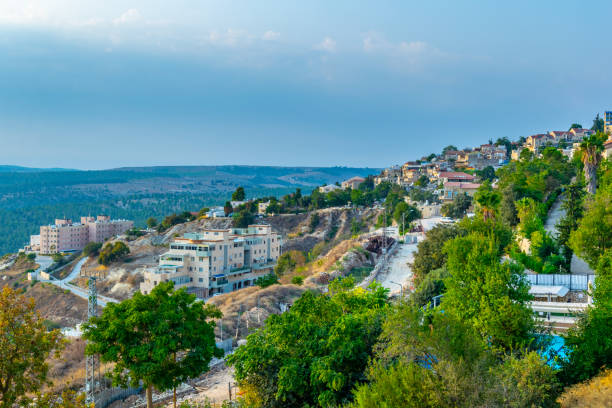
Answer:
xmin=291 ymin=276 xmax=304 ymax=285
xmin=98 ymin=241 xmax=130 ymax=266
xmin=27 ymin=253 xmax=36 ymax=261
xmin=254 ymin=274 xmax=278 ymax=288
xmin=82 ymin=242 xmax=103 ymax=257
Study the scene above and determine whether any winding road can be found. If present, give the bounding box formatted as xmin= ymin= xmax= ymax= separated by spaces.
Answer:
xmin=40 ymin=256 xmax=118 ymax=306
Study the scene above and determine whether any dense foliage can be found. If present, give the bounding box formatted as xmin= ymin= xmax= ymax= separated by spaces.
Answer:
xmin=0 ymin=286 xmax=64 ymax=408
xmin=83 ymin=282 xmax=223 ymax=408
xmin=228 ymin=279 xmax=388 ymax=407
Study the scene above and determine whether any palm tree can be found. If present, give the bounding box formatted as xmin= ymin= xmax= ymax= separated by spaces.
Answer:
xmin=474 ymin=181 xmax=501 ymax=221
xmin=579 ymin=132 xmax=606 ymax=195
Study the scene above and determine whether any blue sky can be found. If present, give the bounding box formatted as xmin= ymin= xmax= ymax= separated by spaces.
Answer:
xmin=0 ymin=0 xmax=611 ymax=169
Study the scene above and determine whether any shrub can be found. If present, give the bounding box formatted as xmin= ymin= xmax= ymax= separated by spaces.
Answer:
xmin=98 ymin=241 xmax=130 ymax=266
xmin=255 ymin=274 xmax=278 ymax=288
xmin=291 ymin=276 xmax=304 ymax=285
xmin=82 ymin=242 xmax=103 ymax=257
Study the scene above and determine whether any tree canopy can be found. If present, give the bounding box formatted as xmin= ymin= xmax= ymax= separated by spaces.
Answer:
xmin=0 ymin=286 xmax=64 ymax=408
xmin=228 ymin=279 xmax=389 ymax=407
xmin=82 ymin=282 xmax=223 ymax=408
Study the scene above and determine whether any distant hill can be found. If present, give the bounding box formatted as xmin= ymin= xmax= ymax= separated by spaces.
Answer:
xmin=0 ymin=165 xmax=379 ymax=254
xmin=0 ymin=165 xmax=76 ymax=172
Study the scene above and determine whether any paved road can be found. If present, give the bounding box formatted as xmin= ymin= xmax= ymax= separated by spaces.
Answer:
xmin=34 ymin=255 xmax=53 ymax=274
xmin=543 ymin=194 xmax=593 ymax=275
xmin=378 ymin=243 xmax=418 ymax=295
xmin=43 ymin=257 xmax=117 ymax=306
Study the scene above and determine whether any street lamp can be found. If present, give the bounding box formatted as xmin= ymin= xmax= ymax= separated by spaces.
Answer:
xmin=389 ymin=280 xmax=403 ymax=297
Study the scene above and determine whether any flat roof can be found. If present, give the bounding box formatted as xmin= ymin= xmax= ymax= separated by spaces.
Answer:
xmin=529 ymin=285 xmax=569 ymax=297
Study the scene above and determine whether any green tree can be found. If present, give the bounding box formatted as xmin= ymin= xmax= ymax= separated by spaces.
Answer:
xmin=569 ymin=123 xmax=582 ymax=130
xmin=232 ymin=210 xmax=254 ymax=228
xmin=477 ymin=165 xmax=496 ymax=182
xmin=516 ymin=197 xmax=543 ymax=239
xmin=410 ymin=224 xmax=462 ymax=285
xmin=228 ymin=280 xmax=388 ymax=407
xmin=499 ymin=185 xmax=519 ymax=226
xmin=569 ymin=188 xmax=612 ymax=269
xmin=443 ymin=234 xmax=534 ymax=350
xmin=82 ymin=242 xmax=102 ymax=257
xmin=83 ymin=282 xmax=223 ymax=408
xmin=414 ymin=174 xmax=429 ymax=187
xmin=442 ymin=145 xmax=458 ymax=155
xmin=146 ymin=217 xmax=158 ymax=228
xmin=254 ymin=273 xmax=279 ymax=288
xmin=579 ymin=132 xmax=606 ymax=195
xmin=0 ymin=286 xmax=64 ymax=408
xmin=231 ymin=186 xmax=246 ymax=201
xmin=98 ymin=241 xmax=130 ymax=266
xmin=559 ymin=249 xmax=612 ymax=385
xmin=393 ymin=202 xmax=420 ymax=234
xmin=591 ymin=113 xmax=604 ymax=132
xmin=441 ymin=192 xmax=472 ymax=219
xmin=350 ymin=305 xmax=558 ymax=408
xmin=556 ymin=182 xmax=585 ymax=270
xmin=474 ymin=181 xmax=501 ymax=221
xmin=223 ymin=201 xmax=233 ymax=217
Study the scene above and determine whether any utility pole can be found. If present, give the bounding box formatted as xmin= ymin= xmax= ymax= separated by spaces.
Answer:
xmin=85 ymin=276 xmax=97 ymax=405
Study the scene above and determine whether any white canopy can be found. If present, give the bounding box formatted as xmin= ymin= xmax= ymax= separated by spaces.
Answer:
xmin=529 ymin=285 xmax=569 ymax=298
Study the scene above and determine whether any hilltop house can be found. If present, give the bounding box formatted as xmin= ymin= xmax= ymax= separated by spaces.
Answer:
xmin=341 ymin=177 xmax=366 ymax=190
xmin=140 ymin=224 xmax=281 ymax=298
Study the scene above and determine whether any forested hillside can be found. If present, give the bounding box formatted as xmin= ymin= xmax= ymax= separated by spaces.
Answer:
xmin=0 ymin=165 xmax=377 ymax=254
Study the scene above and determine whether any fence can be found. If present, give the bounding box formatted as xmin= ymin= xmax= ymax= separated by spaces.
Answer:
xmin=97 ymin=386 xmax=142 ymax=408
xmin=358 ymin=242 xmax=398 ymax=288
xmin=526 ymin=274 xmax=595 ymax=291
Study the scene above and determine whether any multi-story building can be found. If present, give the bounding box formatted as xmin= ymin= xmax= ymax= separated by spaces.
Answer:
xmin=140 ymin=224 xmax=281 ymax=298
xmin=605 ymin=111 xmax=612 ymax=135
xmin=33 ymin=215 xmax=133 ymax=254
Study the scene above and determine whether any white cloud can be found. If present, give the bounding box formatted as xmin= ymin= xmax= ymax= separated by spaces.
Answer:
xmin=262 ymin=30 xmax=280 ymax=41
xmin=0 ymin=3 xmax=48 ymax=25
xmin=314 ymin=37 xmax=336 ymax=53
xmin=113 ymin=9 xmax=141 ymax=25
xmin=362 ymin=32 xmax=445 ymax=69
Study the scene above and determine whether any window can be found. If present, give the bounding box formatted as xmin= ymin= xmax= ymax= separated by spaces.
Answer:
xmin=199 ymin=278 xmax=203 ymax=282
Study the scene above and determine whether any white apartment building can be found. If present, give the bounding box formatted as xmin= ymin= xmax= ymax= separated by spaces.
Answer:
xmin=140 ymin=224 xmax=281 ymax=298
xmin=33 ymin=215 xmax=133 ymax=254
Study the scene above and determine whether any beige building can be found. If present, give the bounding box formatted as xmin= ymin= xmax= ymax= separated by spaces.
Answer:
xmin=34 ymin=215 xmax=133 ymax=254
xmin=140 ymin=224 xmax=281 ymax=298
xmin=441 ymin=182 xmax=481 ymax=201
xmin=341 ymin=177 xmax=366 ymax=190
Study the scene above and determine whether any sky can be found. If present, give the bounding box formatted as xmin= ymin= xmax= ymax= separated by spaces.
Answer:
xmin=0 ymin=1 xmax=611 ymax=170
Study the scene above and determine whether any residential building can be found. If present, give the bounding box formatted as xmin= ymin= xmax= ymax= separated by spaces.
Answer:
xmin=34 ymin=215 xmax=133 ymax=254
xmin=140 ymin=224 xmax=281 ymax=298
xmin=258 ymin=201 xmax=270 ymax=215
xmin=374 ymin=166 xmax=402 ymax=185
xmin=341 ymin=176 xmax=366 ymax=190
xmin=401 ymin=162 xmax=422 ymax=185
xmin=605 ymin=111 xmax=612 ymax=135
xmin=438 ymin=171 xmax=476 ymax=184
xmin=318 ymin=184 xmax=341 ymax=193
xmin=207 ymin=207 xmax=227 ymax=218
xmin=525 ymin=133 xmax=553 ymax=152
xmin=441 ymin=182 xmax=481 ymax=201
